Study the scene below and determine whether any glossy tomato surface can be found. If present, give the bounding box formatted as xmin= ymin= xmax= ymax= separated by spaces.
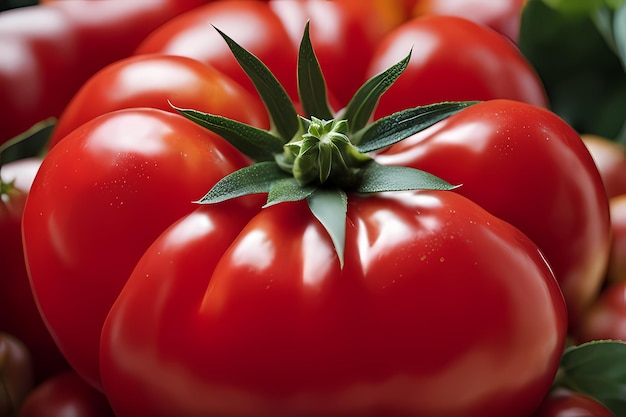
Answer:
xmin=374 ymin=100 xmax=611 ymax=329
xmin=48 ymin=53 xmax=268 ymax=146
xmin=22 ymin=108 xmax=252 ymax=391
xmin=134 ymin=0 xmax=298 ymax=100
xmin=100 ymin=191 xmax=567 ymax=417
xmin=532 ymin=388 xmax=614 ymax=417
xmin=367 ymin=15 xmax=548 ymax=119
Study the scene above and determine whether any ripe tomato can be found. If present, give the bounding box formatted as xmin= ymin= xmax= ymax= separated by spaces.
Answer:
xmin=22 ymin=108 xmax=255 ymax=391
xmin=18 ymin=371 xmax=115 ymax=417
xmin=532 ymin=388 xmax=614 ymax=417
xmin=367 ymin=15 xmax=548 ymax=119
xmin=606 ymin=194 xmax=626 ymax=284
xmin=0 ymin=158 xmax=69 ymax=382
xmin=412 ymin=0 xmax=526 ymax=43
xmin=0 ymin=332 xmax=33 ymax=417
xmin=0 ymin=0 xmax=209 ymax=145
xmin=582 ymin=134 xmax=626 ymax=199
xmin=134 ymin=0 xmax=299 ymax=101
xmin=100 ymin=190 xmax=566 ymax=417
xmin=48 ymin=54 xmax=268 ymax=147
xmin=576 ymin=279 xmax=626 ymax=343
xmin=374 ymin=99 xmax=611 ymax=329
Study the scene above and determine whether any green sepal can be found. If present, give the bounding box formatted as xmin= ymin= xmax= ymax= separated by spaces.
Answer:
xmin=173 ymin=106 xmax=284 ymax=161
xmin=0 ymin=118 xmax=55 ymax=169
xmin=265 ymin=178 xmax=317 ymax=207
xmin=307 ymin=188 xmax=348 ymax=267
xmin=555 ymin=340 xmax=626 ymax=416
xmin=339 ymin=51 xmax=412 ymax=134
xmin=195 ymin=162 xmax=290 ymax=204
xmin=298 ymin=21 xmax=334 ymax=120
xmin=353 ymin=101 xmax=478 ymax=153
xmin=213 ymin=26 xmax=301 ymax=142
xmin=355 ymin=162 xmax=459 ymax=193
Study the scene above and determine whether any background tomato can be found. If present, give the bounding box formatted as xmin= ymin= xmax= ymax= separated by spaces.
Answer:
xmin=48 ymin=53 xmax=268 ymax=147
xmin=0 ymin=333 xmax=33 ymax=417
xmin=18 ymin=371 xmax=115 ymax=417
xmin=0 ymin=158 xmax=69 ymax=383
xmin=576 ymin=279 xmax=626 ymax=343
xmin=532 ymin=388 xmax=614 ymax=417
xmin=0 ymin=0 xmax=210 ymax=145
xmin=582 ymin=134 xmax=626 ymax=200
xmin=367 ymin=15 xmax=548 ymax=119
xmin=22 ymin=108 xmax=253 ymax=391
xmin=134 ymin=0 xmax=299 ymax=101
xmin=413 ymin=0 xmax=527 ymax=43
xmin=374 ymin=99 xmax=611 ymax=329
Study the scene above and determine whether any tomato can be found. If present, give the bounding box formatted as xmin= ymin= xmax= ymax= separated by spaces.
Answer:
xmin=576 ymin=279 xmax=626 ymax=343
xmin=99 ymin=190 xmax=566 ymax=417
xmin=412 ymin=0 xmax=526 ymax=43
xmin=367 ymin=15 xmax=549 ymax=119
xmin=268 ymin=0 xmax=390 ymax=108
xmin=0 ymin=0 xmax=210 ymax=145
xmin=582 ymin=134 xmax=626 ymax=199
xmin=48 ymin=53 xmax=268 ymax=147
xmin=0 ymin=158 xmax=69 ymax=383
xmin=135 ymin=0 xmax=299 ymax=101
xmin=18 ymin=371 xmax=115 ymax=417
xmin=22 ymin=108 xmax=255 ymax=391
xmin=0 ymin=332 xmax=33 ymax=417
xmin=606 ymin=195 xmax=626 ymax=284
xmin=532 ymin=388 xmax=614 ymax=417
xmin=374 ymin=99 xmax=611 ymax=329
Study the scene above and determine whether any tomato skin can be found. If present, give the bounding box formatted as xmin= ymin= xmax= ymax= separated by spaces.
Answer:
xmin=0 ymin=332 xmax=33 ymax=416
xmin=576 ymin=279 xmax=626 ymax=343
xmin=48 ymin=54 xmax=268 ymax=147
xmin=100 ymin=191 xmax=567 ymax=417
xmin=374 ymin=99 xmax=611 ymax=330
xmin=268 ymin=0 xmax=387 ymax=108
xmin=582 ymin=134 xmax=626 ymax=200
xmin=22 ymin=108 xmax=252 ymax=391
xmin=18 ymin=371 xmax=115 ymax=417
xmin=413 ymin=0 xmax=526 ymax=43
xmin=0 ymin=158 xmax=69 ymax=383
xmin=135 ymin=0 xmax=299 ymax=100
xmin=0 ymin=0 xmax=209 ymax=145
xmin=367 ymin=15 xmax=548 ymax=119
xmin=531 ymin=388 xmax=614 ymax=417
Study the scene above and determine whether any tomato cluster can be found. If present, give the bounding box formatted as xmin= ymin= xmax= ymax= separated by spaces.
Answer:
xmin=1 ymin=0 xmax=623 ymax=416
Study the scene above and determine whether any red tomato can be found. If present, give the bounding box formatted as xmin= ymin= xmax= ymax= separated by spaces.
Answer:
xmin=367 ymin=15 xmax=548 ymax=119
xmin=0 ymin=158 xmax=69 ymax=382
xmin=606 ymin=195 xmax=626 ymax=283
xmin=532 ymin=388 xmax=614 ymax=417
xmin=100 ymin=191 xmax=566 ymax=417
xmin=0 ymin=0 xmax=210 ymax=145
xmin=268 ymin=0 xmax=389 ymax=108
xmin=0 ymin=332 xmax=33 ymax=416
xmin=582 ymin=134 xmax=626 ymax=199
xmin=22 ymin=108 xmax=255 ymax=391
xmin=18 ymin=371 xmax=115 ymax=417
xmin=48 ymin=54 xmax=268 ymax=147
xmin=374 ymin=100 xmax=611 ymax=329
xmin=576 ymin=279 xmax=626 ymax=343
xmin=413 ymin=0 xmax=526 ymax=43
xmin=134 ymin=0 xmax=299 ymax=101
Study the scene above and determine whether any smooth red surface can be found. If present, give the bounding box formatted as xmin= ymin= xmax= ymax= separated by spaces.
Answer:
xmin=532 ymin=388 xmax=613 ymax=417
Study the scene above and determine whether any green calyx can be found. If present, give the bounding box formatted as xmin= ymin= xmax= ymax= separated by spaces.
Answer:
xmin=174 ymin=22 xmax=477 ymax=267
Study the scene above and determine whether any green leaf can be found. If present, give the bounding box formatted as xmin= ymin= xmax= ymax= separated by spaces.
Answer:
xmin=340 ymin=51 xmax=412 ymax=134
xmin=353 ymin=102 xmax=477 ymax=153
xmin=557 ymin=340 xmax=626 ymax=416
xmin=297 ymin=21 xmax=334 ymax=120
xmin=196 ymin=162 xmax=290 ymax=204
xmin=174 ymin=106 xmax=284 ymax=162
xmin=355 ymin=162 xmax=458 ymax=193
xmin=213 ymin=26 xmax=301 ymax=142
xmin=0 ymin=118 xmax=55 ymax=168
xmin=265 ymin=177 xmax=317 ymax=207
xmin=307 ymin=188 xmax=347 ymax=267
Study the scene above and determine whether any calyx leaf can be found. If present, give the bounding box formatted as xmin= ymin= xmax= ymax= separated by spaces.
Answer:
xmin=177 ymin=23 xmax=476 ymax=267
